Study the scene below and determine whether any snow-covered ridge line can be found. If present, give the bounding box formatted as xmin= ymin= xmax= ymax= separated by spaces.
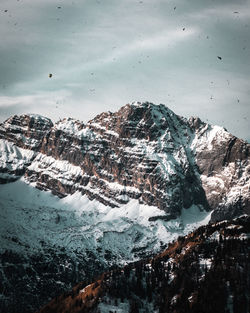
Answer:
xmin=190 ymin=123 xmax=230 ymax=153
xmin=0 ymin=139 xmax=35 ymax=173
xmin=0 ymin=101 xmax=249 ymax=221
xmin=28 ymin=153 xmax=83 ymax=178
xmin=55 ymin=118 xmax=97 ymax=139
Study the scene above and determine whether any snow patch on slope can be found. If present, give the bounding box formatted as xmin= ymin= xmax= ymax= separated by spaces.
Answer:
xmin=98 ymin=300 xmax=130 ymax=313
xmin=191 ymin=124 xmax=229 ymax=153
xmin=0 ymin=179 xmax=211 ymax=263
xmin=181 ymin=205 xmax=212 ymax=233
xmin=55 ymin=118 xmax=98 ymax=140
xmin=28 ymin=153 xmax=84 ymax=186
xmin=0 ymin=139 xmax=35 ymax=172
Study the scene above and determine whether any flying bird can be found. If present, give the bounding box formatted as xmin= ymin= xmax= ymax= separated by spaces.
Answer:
xmin=49 ymin=73 xmax=53 ymax=78
xmin=217 ymin=56 xmax=222 ymax=60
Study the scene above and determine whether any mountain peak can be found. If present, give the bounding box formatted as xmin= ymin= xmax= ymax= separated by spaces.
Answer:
xmin=88 ymin=101 xmax=178 ymax=141
xmin=0 ymin=103 xmax=249 ymax=312
xmin=120 ymin=101 xmax=175 ymax=119
xmin=0 ymin=102 xmax=249 ymax=219
xmin=0 ymin=113 xmax=53 ymax=151
xmin=4 ymin=113 xmax=53 ymax=128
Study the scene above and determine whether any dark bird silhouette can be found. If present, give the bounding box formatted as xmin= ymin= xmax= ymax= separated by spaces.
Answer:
xmin=183 ymin=27 xmax=185 ymax=31
xmin=49 ymin=74 xmax=53 ymax=78
xmin=217 ymin=56 xmax=222 ymax=60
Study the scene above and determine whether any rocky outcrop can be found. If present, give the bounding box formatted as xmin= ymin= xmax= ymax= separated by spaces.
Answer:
xmin=188 ymin=117 xmax=250 ymax=221
xmin=0 ymin=114 xmax=53 ymax=150
xmin=0 ymin=114 xmax=52 ymax=183
xmin=0 ymin=102 xmax=249 ymax=221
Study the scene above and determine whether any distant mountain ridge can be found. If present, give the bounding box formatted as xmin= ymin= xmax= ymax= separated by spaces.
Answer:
xmin=0 ymin=101 xmax=249 ymax=222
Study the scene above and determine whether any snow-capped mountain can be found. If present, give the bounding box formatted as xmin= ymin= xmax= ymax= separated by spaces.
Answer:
xmin=0 ymin=102 xmax=249 ymax=312
xmin=0 ymin=102 xmax=249 ymax=221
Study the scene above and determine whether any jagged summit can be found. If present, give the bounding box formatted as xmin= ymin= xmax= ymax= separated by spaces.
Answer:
xmin=0 ymin=102 xmax=249 ymax=220
xmin=89 ymin=101 xmax=175 ymax=125
xmin=4 ymin=113 xmax=53 ymax=127
xmin=0 ymin=102 xmax=249 ymax=313
xmin=0 ymin=113 xmax=53 ymax=151
xmin=88 ymin=101 xmax=185 ymax=142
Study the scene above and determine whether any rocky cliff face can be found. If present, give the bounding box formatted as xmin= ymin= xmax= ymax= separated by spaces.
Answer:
xmin=188 ymin=116 xmax=249 ymax=222
xmin=0 ymin=114 xmax=52 ymax=182
xmin=0 ymin=102 xmax=249 ymax=313
xmin=0 ymin=102 xmax=249 ymax=221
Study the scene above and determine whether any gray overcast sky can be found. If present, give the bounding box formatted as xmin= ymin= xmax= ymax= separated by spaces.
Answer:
xmin=0 ymin=0 xmax=249 ymax=141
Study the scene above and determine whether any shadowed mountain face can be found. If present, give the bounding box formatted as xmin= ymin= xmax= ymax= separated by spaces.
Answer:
xmin=0 ymin=102 xmax=249 ymax=312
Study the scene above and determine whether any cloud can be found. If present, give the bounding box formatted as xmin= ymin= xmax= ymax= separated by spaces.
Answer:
xmin=189 ymin=1 xmax=250 ymax=21
xmin=0 ymin=0 xmax=249 ymax=142
xmin=0 ymin=90 xmax=72 ymax=121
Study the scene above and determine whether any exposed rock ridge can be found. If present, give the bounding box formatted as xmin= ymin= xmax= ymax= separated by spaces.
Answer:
xmin=0 ymin=114 xmax=52 ymax=182
xmin=0 ymin=113 xmax=53 ymax=150
xmin=188 ymin=117 xmax=249 ymax=221
xmin=0 ymin=102 xmax=249 ymax=221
